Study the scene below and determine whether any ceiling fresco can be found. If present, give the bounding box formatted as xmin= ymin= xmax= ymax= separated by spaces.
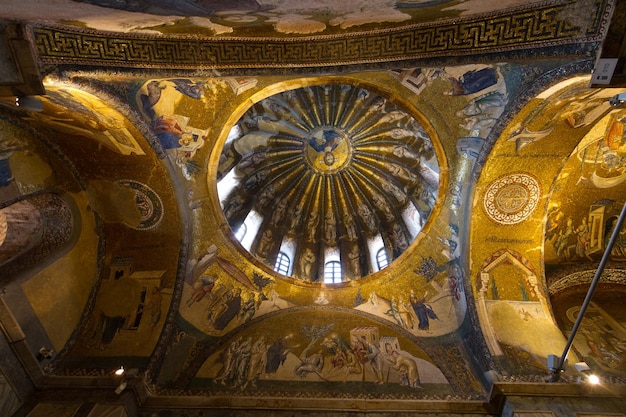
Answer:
xmin=5 ymin=0 xmax=608 ymax=74
xmin=8 ymin=0 xmax=532 ymax=36
xmin=217 ymin=83 xmax=441 ymax=282
xmin=471 ymin=76 xmax=626 ymax=378
xmin=552 ymin=292 xmax=626 ymax=377
xmin=1 ymin=57 xmax=622 ymax=404
xmin=1 ymin=1 xmax=626 ymax=415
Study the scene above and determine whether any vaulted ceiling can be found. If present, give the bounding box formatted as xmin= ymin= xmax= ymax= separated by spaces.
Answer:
xmin=1 ymin=1 xmax=626 ymax=416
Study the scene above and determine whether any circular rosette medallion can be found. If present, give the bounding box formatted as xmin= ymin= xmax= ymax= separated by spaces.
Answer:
xmin=117 ymin=180 xmax=164 ymax=230
xmin=483 ymin=173 xmax=540 ymax=225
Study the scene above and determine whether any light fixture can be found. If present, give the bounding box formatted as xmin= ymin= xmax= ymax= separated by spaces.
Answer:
xmin=37 ymin=347 xmax=55 ymax=362
xmin=112 ymin=366 xmax=139 ymax=394
xmin=548 ymin=354 xmax=567 ymax=373
xmin=574 ymin=362 xmax=590 ymax=372
xmin=587 ymin=374 xmax=601 ymax=385
xmin=587 ymin=374 xmax=600 ymax=385
xmin=575 ymin=362 xmax=600 ymax=385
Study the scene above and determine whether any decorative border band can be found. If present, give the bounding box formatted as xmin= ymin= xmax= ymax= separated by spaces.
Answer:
xmin=30 ymin=1 xmax=608 ymax=69
xmin=548 ymin=268 xmax=626 ymax=295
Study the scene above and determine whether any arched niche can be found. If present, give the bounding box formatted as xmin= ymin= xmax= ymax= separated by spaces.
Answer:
xmin=549 ymin=270 xmax=626 ymax=378
xmin=476 ymin=249 xmax=549 ymax=357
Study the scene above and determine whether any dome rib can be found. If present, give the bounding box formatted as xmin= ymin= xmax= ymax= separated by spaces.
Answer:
xmin=218 ymin=83 xmax=440 ymax=283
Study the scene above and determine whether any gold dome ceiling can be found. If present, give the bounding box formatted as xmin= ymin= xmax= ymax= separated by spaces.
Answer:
xmin=217 ymin=83 xmax=439 ymax=282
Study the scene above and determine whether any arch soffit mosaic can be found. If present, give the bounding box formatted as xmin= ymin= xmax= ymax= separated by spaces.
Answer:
xmin=474 ymin=76 xmax=626 ymax=273
xmin=473 ymin=76 xmax=626 ymax=359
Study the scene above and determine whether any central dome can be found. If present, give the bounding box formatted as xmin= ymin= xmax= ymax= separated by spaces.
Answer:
xmin=217 ymin=83 xmax=439 ymax=283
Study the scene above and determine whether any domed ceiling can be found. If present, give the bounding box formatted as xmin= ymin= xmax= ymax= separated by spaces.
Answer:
xmin=4 ymin=0 xmax=626 ymax=414
xmin=217 ymin=83 xmax=439 ymax=282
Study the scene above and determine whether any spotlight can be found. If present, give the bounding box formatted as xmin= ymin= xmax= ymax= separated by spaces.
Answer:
xmin=546 ymin=354 xmax=568 ymax=382
xmin=114 ymin=366 xmax=125 ymax=376
xmin=587 ymin=374 xmax=600 ymax=385
xmin=547 ymin=354 xmax=568 ymax=372
xmin=575 ymin=362 xmax=600 ymax=385
xmin=37 ymin=347 xmax=55 ymax=362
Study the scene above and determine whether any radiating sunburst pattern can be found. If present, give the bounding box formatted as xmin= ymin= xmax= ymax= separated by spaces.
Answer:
xmin=217 ymin=83 xmax=439 ymax=283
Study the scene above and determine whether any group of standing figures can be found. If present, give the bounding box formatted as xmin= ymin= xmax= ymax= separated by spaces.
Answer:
xmin=385 ymin=290 xmax=438 ymax=332
xmin=212 ymin=330 xmax=425 ymax=390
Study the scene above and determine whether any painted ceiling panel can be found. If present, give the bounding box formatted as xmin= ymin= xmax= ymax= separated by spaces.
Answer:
xmin=1 ymin=1 xmax=626 ymax=415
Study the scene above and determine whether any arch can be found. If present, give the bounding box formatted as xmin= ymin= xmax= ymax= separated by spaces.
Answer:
xmin=476 ymin=249 xmax=547 ymax=357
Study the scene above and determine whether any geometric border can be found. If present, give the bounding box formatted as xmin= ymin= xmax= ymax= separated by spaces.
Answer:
xmin=29 ymin=1 xmax=609 ymax=70
xmin=117 ymin=179 xmax=164 ymax=230
xmin=548 ymin=268 xmax=626 ymax=295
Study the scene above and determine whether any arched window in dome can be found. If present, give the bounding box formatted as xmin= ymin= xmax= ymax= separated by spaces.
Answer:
xmin=367 ymin=235 xmax=385 ymax=272
xmin=376 ymin=248 xmax=389 ymax=270
xmin=238 ymin=210 xmax=263 ymax=251
xmin=324 ymin=260 xmax=342 ymax=284
xmin=274 ymin=251 xmax=291 ymax=275
xmin=234 ymin=223 xmax=247 ymax=242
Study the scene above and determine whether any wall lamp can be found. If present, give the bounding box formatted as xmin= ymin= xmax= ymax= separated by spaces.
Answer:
xmin=574 ymin=362 xmax=600 ymax=385
xmin=547 ymin=201 xmax=626 ymax=382
xmin=113 ymin=366 xmax=139 ymax=395
xmin=37 ymin=347 xmax=55 ymax=362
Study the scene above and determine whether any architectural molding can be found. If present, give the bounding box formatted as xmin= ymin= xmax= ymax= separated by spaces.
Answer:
xmin=29 ymin=1 xmax=610 ymax=70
